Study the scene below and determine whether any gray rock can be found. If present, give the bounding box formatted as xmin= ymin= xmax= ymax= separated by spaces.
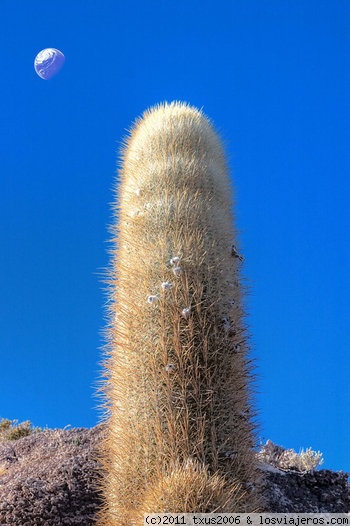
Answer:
xmin=0 ymin=425 xmax=348 ymax=524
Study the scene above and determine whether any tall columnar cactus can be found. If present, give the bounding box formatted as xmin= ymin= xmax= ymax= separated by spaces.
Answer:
xmin=98 ymin=101 xmax=260 ymax=525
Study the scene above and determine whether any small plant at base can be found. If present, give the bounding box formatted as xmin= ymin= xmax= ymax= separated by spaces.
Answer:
xmin=135 ymin=461 xmax=247 ymax=522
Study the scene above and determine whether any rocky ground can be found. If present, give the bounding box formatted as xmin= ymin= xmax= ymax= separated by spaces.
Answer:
xmin=0 ymin=424 xmax=348 ymax=525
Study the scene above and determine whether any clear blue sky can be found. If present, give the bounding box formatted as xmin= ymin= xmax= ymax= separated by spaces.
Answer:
xmin=1 ymin=0 xmax=349 ymax=474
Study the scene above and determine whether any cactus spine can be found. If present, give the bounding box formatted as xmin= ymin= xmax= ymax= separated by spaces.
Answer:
xmin=98 ymin=101 xmax=260 ymax=525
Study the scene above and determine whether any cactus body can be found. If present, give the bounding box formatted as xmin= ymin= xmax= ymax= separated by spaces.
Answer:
xmin=98 ymin=102 xmax=260 ymax=525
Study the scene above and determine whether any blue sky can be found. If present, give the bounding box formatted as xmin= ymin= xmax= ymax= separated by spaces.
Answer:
xmin=1 ymin=1 xmax=349 ymax=473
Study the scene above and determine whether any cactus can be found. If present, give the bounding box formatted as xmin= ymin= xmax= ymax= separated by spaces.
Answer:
xmin=98 ymin=101 xmax=260 ymax=525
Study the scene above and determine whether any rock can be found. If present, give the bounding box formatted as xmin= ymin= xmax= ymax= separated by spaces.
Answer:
xmin=0 ymin=425 xmax=105 ymax=525
xmin=260 ymin=465 xmax=350 ymax=512
xmin=0 ymin=426 xmax=348 ymax=524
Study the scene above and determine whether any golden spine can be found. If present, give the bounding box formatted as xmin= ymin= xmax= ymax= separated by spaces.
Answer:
xmin=98 ymin=102 xmax=260 ymax=525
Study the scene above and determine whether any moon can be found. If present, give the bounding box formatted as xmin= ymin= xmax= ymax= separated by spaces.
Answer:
xmin=34 ymin=48 xmax=65 ymax=80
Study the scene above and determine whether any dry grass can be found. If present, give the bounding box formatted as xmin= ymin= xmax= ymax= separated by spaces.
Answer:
xmin=0 ymin=418 xmax=42 ymax=441
xmin=258 ymin=440 xmax=324 ymax=473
